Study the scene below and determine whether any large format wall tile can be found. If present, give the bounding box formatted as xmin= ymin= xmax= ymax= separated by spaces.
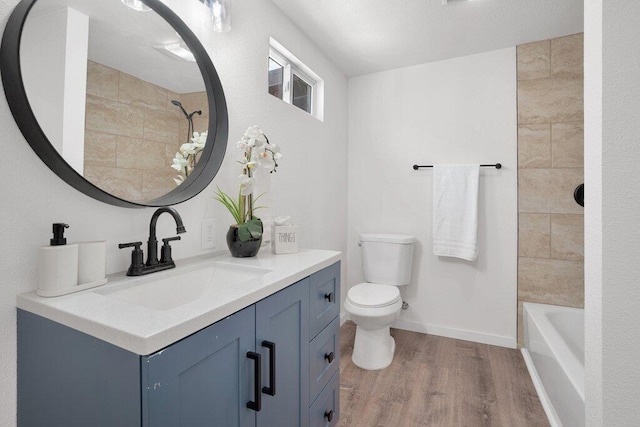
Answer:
xmin=86 ymin=61 xmax=118 ymax=101
xmin=85 ymin=95 xmax=144 ymax=138
xmin=84 ymin=130 xmax=116 ymax=168
xmin=551 ymin=34 xmax=584 ymax=79
xmin=518 ymin=124 xmax=551 ymax=168
xmin=517 ymin=40 xmax=550 ymax=81
xmin=142 ymin=171 xmax=175 ymax=202
xmin=116 ymin=137 xmax=168 ymax=171
xmin=551 ymin=214 xmax=584 ymax=261
xmin=517 ymin=33 xmax=584 ymax=348
xmin=552 ymin=122 xmax=584 ymax=168
xmin=84 ymin=166 xmax=142 ymax=201
xmin=518 ymin=213 xmax=550 ymax=258
xmin=143 ymin=108 xmax=181 ymax=144
xmin=119 ymin=73 xmax=168 ymax=111
xmin=84 ymin=62 xmax=208 ymax=203
xmin=518 ymin=257 xmax=584 ymax=307
xmin=519 ymin=168 xmax=584 ymax=214
xmin=517 ymin=77 xmax=583 ymax=124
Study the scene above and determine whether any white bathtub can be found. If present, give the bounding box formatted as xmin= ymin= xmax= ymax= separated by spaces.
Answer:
xmin=522 ymin=302 xmax=584 ymax=427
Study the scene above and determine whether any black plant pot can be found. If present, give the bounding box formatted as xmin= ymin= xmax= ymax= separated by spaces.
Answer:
xmin=226 ymin=226 xmax=262 ymax=258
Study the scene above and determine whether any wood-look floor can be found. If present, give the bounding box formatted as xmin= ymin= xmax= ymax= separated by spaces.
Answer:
xmin=338 ymin=322 xmax=549 ymax=427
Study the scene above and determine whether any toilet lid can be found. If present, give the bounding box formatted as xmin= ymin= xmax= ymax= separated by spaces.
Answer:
xmin=347 ymin=283 xmax=401 ymax=308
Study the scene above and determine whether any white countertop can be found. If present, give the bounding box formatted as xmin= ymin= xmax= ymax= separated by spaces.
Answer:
xmin=17 ymin=249 xmax=342 ymax=355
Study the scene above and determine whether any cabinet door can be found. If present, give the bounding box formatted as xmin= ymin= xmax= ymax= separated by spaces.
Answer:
xmin=309 ymin=262 xmax=341 ymax=339
xmin=142 ymin=306 xmax=257 ymax=427
xmin=256 ymin=278 xmax=310 ymax=427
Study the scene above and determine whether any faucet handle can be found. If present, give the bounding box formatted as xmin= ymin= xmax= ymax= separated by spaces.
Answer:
xmin=162 ymin=236 xmax=181 ymax=244
xmin=119 ymin=242 xmax=144 ymax=276
xmin=118 ymin=241 xmax=142 ymax=250
xmin=161 ymin=236 xmax=181 ymax=264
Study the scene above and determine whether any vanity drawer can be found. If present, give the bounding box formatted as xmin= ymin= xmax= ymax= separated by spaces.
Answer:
xmin=309 ymin=262 xmax=340 ymax=339
xmin=309 ymin=370 xmax=340 ymax=427
xmin=310 ymin=317 xmax=340 ymax=402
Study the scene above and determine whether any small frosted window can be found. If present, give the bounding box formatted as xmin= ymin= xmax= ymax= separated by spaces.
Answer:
xmin=292 ymin=74 xmax=312 ymax=114
xmin=268 ymin=58 xmax=284 ymax=100
xmin=268 ymin=40 xmax=321 ymax=118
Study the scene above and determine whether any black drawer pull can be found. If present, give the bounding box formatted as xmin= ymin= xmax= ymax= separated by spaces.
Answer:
xmin=325 ymin=410 xmax=334 ymax=422
xmin=261 ymin=341 xmax=276 ymax=396
xmin=324 ymin=292 xmax=335 ymax=303
xmin=324 ymin=352 xmax=334 ymax=364
xmin=246 ymin=352 xmax=261 ymax=411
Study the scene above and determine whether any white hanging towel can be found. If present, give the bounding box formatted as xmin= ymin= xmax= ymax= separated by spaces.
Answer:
xmin=432 ymin=164 xmax=480 ymax=261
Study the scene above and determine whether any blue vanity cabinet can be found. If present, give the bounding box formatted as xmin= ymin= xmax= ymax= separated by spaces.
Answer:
xmin=308 ymin=262 xmax=341 ymax=426
xmin=142 ymin=277 xmax=311 ymax=427
xmin=142 ymin=305 xmax=257 ymax=427
xmin=18 ymin=261 xmax=341 ymax=427
xmin=255 ymin=278 xmax=310 ymax=427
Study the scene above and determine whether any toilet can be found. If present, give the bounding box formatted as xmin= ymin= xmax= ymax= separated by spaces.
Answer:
xmin=345 ymin=233 xmax=416 ymax=370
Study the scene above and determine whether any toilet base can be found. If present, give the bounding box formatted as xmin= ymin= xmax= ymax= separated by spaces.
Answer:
xmin=351 ymin=325 xmax=396 ymax=370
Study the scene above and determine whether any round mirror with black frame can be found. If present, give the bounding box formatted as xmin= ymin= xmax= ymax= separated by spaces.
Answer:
xmin=0 ymin=0 xmax=228 ymax=208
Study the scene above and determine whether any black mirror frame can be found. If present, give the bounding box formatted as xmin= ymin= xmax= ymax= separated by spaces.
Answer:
xmin=0 ymin=0 xmax=228 ymax=208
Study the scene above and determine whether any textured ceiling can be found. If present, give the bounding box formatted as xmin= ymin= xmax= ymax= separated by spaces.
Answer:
xmin=270 ymin=0 xmax=584 ymax=76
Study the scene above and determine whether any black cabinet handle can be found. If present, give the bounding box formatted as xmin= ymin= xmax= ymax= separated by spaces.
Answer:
xmin=246 ymin=352 xmax=261 ymax=411
xmin=324 ymin=352 xmax=334 ymax=364
xmin=261 ymin=341 xmax=276 ymax=396
xmin=324 ymin=292 xmax=335 ymax=303
xmin=325 ymin=410 xmax=334 ymax=422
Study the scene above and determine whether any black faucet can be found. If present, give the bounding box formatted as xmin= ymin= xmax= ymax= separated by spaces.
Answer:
xmin=119 ymin=207 xmax=187 ymax=276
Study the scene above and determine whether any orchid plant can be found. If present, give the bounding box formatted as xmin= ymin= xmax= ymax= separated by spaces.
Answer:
xmin=214 ymin=125 xmax=282 ymax=241
xmin=172 ymin=131 xmax=208 ymax=185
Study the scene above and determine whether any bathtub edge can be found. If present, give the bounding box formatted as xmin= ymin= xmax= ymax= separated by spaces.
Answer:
xmin=521 ymin=348 xmax=562 ymax=427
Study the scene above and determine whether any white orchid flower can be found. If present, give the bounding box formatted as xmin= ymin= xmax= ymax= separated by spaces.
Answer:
xmin=237 ymin=139 xmax=249 ymax=152
xmin=172 ymin=152 xmax=188 ymax=173
xmin=180 ymin=142 xmax=197 ymax=155
xmin=239 ymin=174 xmax=254 ymax=196
xmin=270 ymin=144 xmax=283 ymax=160
xmin=244 ymin=125 xmax=263 ymax=140
xmin=191 ymin=131 xmax=207 ymax=149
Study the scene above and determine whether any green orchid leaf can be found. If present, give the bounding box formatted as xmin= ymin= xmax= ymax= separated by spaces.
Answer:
xmin=246 ymin=218 xmax=263 ymax=239
xmin=237 ymin=224 xmax=252 ymax=241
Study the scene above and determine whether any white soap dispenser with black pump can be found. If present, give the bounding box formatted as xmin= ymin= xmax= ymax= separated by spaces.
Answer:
xmin=37 ymin=223 xmax=79 ymax=297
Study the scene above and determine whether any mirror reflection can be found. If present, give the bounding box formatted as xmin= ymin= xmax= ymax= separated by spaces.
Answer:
xmin=20 ymin=0 xmax=209 ymax=203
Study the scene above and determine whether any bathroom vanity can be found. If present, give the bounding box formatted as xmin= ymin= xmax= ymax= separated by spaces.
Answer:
xmin=17 ymin=250 xmax=341 ymax=427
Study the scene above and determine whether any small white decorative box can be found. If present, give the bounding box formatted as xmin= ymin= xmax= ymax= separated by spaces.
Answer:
xmin=271 ymin=225 xmax=298 ymax=254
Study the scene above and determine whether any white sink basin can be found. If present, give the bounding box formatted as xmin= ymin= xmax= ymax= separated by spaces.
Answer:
xmin=96 ymin=262 xmax=272 ymax=311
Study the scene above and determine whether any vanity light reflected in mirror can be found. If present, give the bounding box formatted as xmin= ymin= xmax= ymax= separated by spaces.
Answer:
xmin=0 ymin=0 xmax=228 ymax=208
xmin=204 ymin=0 xmax=231 ymax=33
xmin=121 ymin=0 xmax=151 ymax=12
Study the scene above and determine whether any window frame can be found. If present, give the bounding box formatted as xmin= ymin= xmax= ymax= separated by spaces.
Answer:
xmin=269 ymin=46 xmax=316 ymax=116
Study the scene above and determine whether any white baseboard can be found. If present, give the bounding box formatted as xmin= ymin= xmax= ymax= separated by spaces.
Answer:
xmin=340 ymin=312 xmax=348 ymax=325
xmin=521 ymin=348 xmax=560 ymax=427
xmin=391 ymin=319 xmax=517 ymax=349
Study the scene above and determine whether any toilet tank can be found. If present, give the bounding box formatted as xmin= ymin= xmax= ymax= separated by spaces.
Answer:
xmin=360 ymin=234 xmax=416 ymax=286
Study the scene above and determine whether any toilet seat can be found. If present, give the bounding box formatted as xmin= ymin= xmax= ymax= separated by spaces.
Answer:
xmin=347 ymin=283 xmax=401 ymax=308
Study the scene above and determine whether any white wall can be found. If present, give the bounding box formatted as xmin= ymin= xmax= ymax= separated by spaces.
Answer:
xmin=21 ymin=7 xmax=89 ymax=173
xmin=584 ymin=0 xmax=602 ymax=424
xmin=585 ymin=0 xmax=640 ymax=424
xmin=0 ymin=0 xmax=348 ymax=423
xmin=347 ymin=48 xmax=518 ymax=348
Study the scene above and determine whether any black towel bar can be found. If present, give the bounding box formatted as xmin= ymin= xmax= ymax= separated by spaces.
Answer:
xmin=412 ymin=163 xmax=502 ymax=170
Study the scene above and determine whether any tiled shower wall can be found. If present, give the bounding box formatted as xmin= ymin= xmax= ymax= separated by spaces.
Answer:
xmin=84 ymin=61 xmax=208 ymax=202
xmin=516 ymin=34 xmax=584 ymax=346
